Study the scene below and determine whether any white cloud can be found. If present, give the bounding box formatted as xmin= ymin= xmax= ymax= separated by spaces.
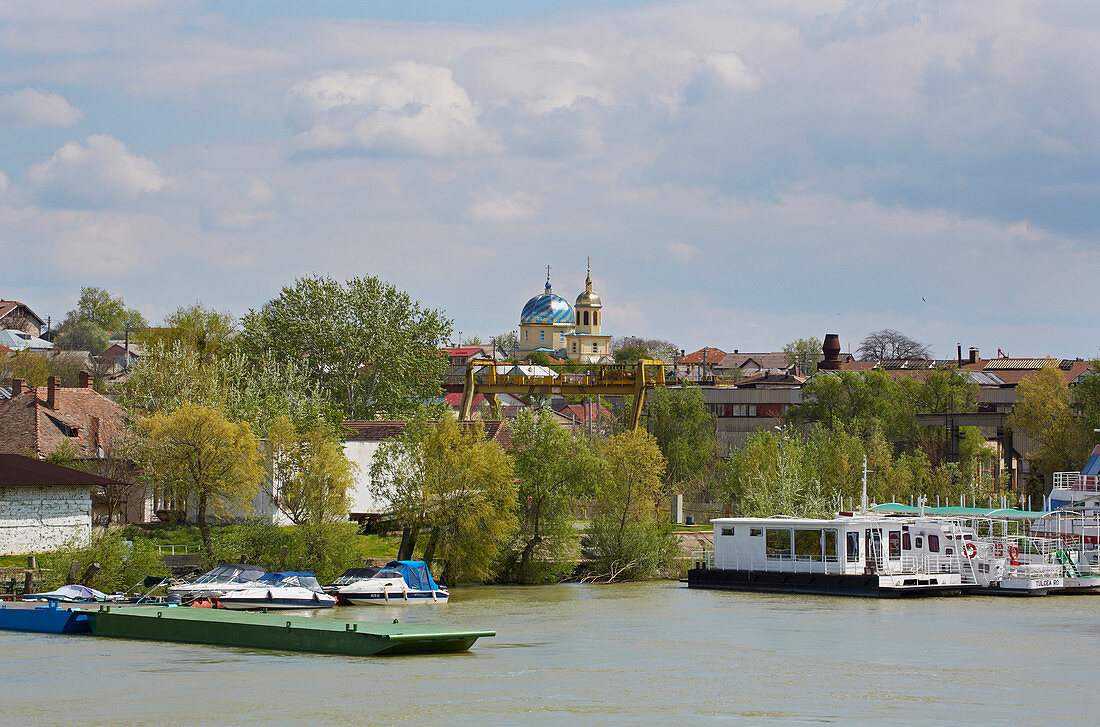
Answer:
xmin=0 ymin=170 xmax=8 ymax=197
xmin=467 ymin=191 xmax=541 ymax=223
xmin=667 ymin=241 xmax=700 ymax=263
xmin=26 ymin=135 xmax=164 ymax=207
xmin=286 ymin=63 xmax=499 ymax=156
xmin=0 ymin=88 xmax=83 ymax=128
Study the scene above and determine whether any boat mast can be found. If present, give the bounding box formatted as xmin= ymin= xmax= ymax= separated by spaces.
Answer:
xmin=860 ymin=455 xmax=869 ymax=514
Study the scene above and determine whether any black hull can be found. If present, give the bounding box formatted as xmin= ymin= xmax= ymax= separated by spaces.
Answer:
xmin=687 ymin=568 xmax=972 ymax=598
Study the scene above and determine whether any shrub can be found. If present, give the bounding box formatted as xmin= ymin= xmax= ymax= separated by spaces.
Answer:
xmin=40 ymin=530 xmax=169 ymax=593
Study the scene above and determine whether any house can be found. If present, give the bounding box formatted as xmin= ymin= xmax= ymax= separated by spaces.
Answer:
xmin=340 ymin=419 xmax=512 ymax=522
xmin=0 ymin=329 xmax=53 ymax=351
xmin=676 ymin=347 xmax=726 ymax=382
xmin=0 ymin=300 xmax=46 ymax=336
xmin=0 ymin=374 xmax=149 ymax=523
xmin=0 ymin=453 xmax=126 ymax=554
xmin=697 ymin=372 xmax=807 ymax=452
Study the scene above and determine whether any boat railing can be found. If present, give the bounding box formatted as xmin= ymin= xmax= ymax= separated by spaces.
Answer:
xmin=1053 ymin=472 xmax=1100 ymax=493
xmin=1004 ymin=562 xmax=1062 ymax=580
xmin=898 ymin=554 xmax=960 ymax=575
xmin=691 ymin=550 xmax=714 ymax=569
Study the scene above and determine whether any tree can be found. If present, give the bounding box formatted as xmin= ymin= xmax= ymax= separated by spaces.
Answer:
xmin=857 ymin=329 xmax=931 ymax=360
xmin=55 ymin=287 xmax=147 ymax=352
xmin=524 ymin=351 xmax=552 ymax=367
xmin=490 ymin=331 xmax=519 ymax=355
xmin=730 ymin=430 xmax=831 ymax=518
xmin=613 ymin=344 xmax=651 ymax=366
xmin=369 ymin=416 xmax=517 ymax=584
xmin=782 ymin=338 xmax=823 ymax=374
xmin=0 ymin=349 xmax=84 ymax=387
xmin=238 ymin=275 xmax=452 ymax=421
xmin=582 ymin=429 xmax=677 ymax=581
xmin=1008 ymin=366 xmax=1090 ymax=482
xmin=611 ymin=336 xmax=678 ymax=364
xmin=461 ymin=335 xmax=483 ymax=346
xmin=141 ymin=303 xmax=236 ymax=363
xmin=141 ymin=404 xmax=264 ymax=554
xmin=787 ymin=369 xmax=895 ymax=431
xmin=47 ymin=436 xmax=146 ymax=526
xmin=268 ymin=416 xmax=356 ymax=525
xmin=501 ymin=410 xmax=600 ymax=583
xmin=645 ymin=386 xmax=718 ymax=498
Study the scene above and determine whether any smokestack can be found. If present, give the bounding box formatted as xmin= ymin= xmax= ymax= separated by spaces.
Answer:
xmin=969 ymin=347 xmax=979 ymax=364
xmin=11 ymin=378 xmax=23 ymax=396
xmin=79 ymin=370 xmax=93 ymax=389
xmin=820 ymin=334 xmax=841 ymax=370
xmin=46 ymin=376 xmax=58 ymax=409
xmin=957 ymin=344 xmax=962 ymax=367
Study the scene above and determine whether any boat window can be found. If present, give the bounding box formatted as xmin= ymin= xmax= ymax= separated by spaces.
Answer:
xmin=928 ymin=535 xmax=940 ymax=553
xmin=888 ymin=531 xmax=901 ymax=559
xmin=765 ymin=528 xmax=792 ymax=559
xmin=299 ymin=575 xmax=322 ymax=592
xmin=794 ymin=529 xmax=822 ymax=561
xmin=914 ymin=536 xmax=923 ymax=549
xmin=945 ymin=547 xmax=954 ymax=556
xmin=902 ymin=532 xmax=911 ymax=550
xmin=824 ymin=529 xmax=838 ymax=562
xmin=408 ymin=569 xmax=423 ymax=590
xmin=721 ymin=527 xmax=735 ymax=536
xmin=846 ymin=532 xmax=860 ymax=562
xmin=749 ymin=528 xmax=762 ymax=537
xmin=378 ymin=569 xmax=403 ymax=579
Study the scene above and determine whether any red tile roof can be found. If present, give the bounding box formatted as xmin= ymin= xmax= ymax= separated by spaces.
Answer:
xmin=0 ymin=382 xmax=130 ymax=458
xmin=442 ymin=347 xmax=488 ymax=357
xmin=0 ymin=300 xmax=45 ymax=326
xmin=679 ymin=347 xmax=726 ymax=364
xmin=555 ymin=403 xmax=611 ymax=421
xmin=0 ymin=453 xmax=126 ymax=487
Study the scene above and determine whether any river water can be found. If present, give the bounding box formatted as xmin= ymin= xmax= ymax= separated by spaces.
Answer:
xmin=4 ymin=582 xmax=1099 ymax=725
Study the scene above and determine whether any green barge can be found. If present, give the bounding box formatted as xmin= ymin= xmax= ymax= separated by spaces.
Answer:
xmin=83 ymin=606 xmax=493 ymax=656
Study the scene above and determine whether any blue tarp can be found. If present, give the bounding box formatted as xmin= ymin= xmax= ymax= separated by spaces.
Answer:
xmin=386 ymin=561 xmax=441 ymax=592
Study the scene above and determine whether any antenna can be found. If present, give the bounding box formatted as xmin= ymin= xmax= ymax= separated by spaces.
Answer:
xmin=860 ymin=455 xmax=870 ymax=514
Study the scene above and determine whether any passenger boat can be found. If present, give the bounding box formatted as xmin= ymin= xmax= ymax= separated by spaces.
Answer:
xmin=0 ymin=600 xmax=90 ymax=634
xmin=216 ymin=571 xmax=337 ymax=610
xmin=167 ymin=564 xmax=266 ymax=602
xmin=689 ymin=515 xmax=993 ymax=597
xmin=337 ymin=561 xmax=449 ymax=605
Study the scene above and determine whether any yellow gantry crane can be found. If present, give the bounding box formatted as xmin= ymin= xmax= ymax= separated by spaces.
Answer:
xmin=458 ymin=358 xmax=668 ymax=430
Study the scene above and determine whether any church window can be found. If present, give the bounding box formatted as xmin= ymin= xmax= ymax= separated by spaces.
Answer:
xmin=583 ymin=310 xmax=590 ymax=326
xmin=539 ymin=330 xmax=545 ymax=342
xmin=524 ymin=330 xmax=528 ymax=341
xmin=560 ymin=332 xmax=565 ymax=343
xmin=592 ymin=343 xmax=598 ymax=353
xmin=572 ymin=342 xmax=577 ymax=352
xmin=593 ymin=311 xmax=598 ymax=326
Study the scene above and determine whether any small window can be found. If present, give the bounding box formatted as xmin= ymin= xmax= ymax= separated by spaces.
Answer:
xmin=902 ymin=532 xmax=911 ymax=550
xmin=945 ymin=547 xmax=954 ymax=556
xmin=593 ymin=311 xmax=598 ymax=326
xmin=539 ymin=330 xmax=545 ymax=342
xmin=765 ymin=528 xmax=792 ymax=559
xmin=721 ymin=527 xmax=735 ymax=537
xmin=524 ymin=330 xmax=528 ymax=341
xmin=583 ymin=310 xmax=590 ymax=326
xmin=928 ymin=535 xmax=940 ymax=553
xmin=846 ymin=532 xmax=860 ymax=562
xmin=572 ymin=342 xmax=577 ymax=352
xmin=592 ymin=343 xmax=598 ymax=353
xmin=749 ymin=528 xmax=762 ymax=537
xmin=560 ymin=332 xmax=564 ymax=343
xmin=914 ymin=536 xmax=923 ymax=549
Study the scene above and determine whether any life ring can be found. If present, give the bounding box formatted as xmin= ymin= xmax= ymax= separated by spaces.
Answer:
xmin=963 ymin=542 xmax=977 ymax=559
xmin=994 ymin=543 xmax=1004 ymax=557
xmin=1008 ymin=545 xmax=1020 ymax=566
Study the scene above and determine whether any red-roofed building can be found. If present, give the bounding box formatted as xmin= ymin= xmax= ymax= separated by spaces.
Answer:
xmin=0 ymin=300 xmax=46 ymax=336
xmin=676 ymin=347 xmax=726 ymax=382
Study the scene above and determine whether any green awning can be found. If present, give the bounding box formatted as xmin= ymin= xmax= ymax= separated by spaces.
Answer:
xmin=869 ymin=503 xmax=1048 ymax=520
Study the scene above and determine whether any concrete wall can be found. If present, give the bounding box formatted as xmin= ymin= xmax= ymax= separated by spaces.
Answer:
xmin=0 ymin=485 xmax=93 ymax=554
xmin=343 ymin=440 xmax=390 ymax=517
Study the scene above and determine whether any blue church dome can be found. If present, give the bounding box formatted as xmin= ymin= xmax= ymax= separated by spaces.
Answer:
xmin=521 ymin=281 xmax=573 ymax=325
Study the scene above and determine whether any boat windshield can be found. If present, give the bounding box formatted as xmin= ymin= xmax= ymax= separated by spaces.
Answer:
xmin=333 ymin=567 xmax=381 ymax=586
xmin=376 ymin=569 xmax=404 ymax=580
xmin=257 ymin=573 xmax=324 ymax=591
xmin=192 ymin=565 xmax=264 ymax=585
xmin=299 ymin=576 xmax=323 ymax=592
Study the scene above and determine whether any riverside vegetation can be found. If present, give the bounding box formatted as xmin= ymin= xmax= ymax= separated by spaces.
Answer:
xmin=18 ymin=284 xmax=1100 ymax=592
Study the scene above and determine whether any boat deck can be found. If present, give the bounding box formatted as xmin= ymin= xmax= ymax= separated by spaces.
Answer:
xmin=83 ymin=606 xmax=493 ymax=656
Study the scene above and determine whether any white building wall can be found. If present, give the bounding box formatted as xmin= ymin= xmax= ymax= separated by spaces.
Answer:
xmin=343 ymin=440 xmax=390 ymax=516
xmin=0 ymin=485 xmax=93 ymax=554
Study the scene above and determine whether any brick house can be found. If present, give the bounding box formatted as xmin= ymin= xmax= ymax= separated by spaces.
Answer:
xmin=0 ymin=454 xmax=129 ymax=554
xmin=0 ymin=300 xmax=46 ymax=336
xmin=0 ymin=374 xmax=149 ymax=523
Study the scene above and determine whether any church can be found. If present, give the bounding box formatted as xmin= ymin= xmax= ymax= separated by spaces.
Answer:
xmin=517 ymin=263 xmax=612 ymax=363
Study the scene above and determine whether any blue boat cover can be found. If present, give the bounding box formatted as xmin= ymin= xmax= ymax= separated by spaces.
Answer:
xmin=1081 ymin=445 xmax=1100 ymax=476
xmin=386 ymin=561 xmax=441 ymax=591
xmin=258 ymin=571 xmax=317 ymax=581
xmin=25 ymin=584 xmax=106 ymax=601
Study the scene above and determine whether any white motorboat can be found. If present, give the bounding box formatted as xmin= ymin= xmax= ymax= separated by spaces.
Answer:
xmin=167 ymin=564 xmax=266 ymax=601
xmin=337 ymin=560 xmax=448 ymax=605
xmin=216 ymin=571 xmax=337 ymax=610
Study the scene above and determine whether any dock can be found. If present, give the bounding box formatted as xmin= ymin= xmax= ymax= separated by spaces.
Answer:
xmin=83 ymin=606 xmax=493 ymax=656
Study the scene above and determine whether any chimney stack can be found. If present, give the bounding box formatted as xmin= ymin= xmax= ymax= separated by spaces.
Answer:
xmin=820 ymin=334 xmax=842 ymax=370
xmin=969 ymin=347 xmax=979 ymax=364
xmin=957 ymin=344 xmax=963 ymax=368
xmin=79 ymin=370 xmax=93 ymax=389
xmin=46 ymin=376 xmax=58 ymax=409
xmin=11 ymin=378 xmax=23 ymax=396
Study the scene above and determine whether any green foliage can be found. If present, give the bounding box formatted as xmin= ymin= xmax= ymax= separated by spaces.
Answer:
xmin=40 ymin=530 xmax=168 ymax=593
xmin=782 ymin=337 xmax=823 ymax=375
xmin=581 ymin=429 xmax=676 ymax=580
xmin=728 ymin=430 xmax=831 ymax=518
xmin=120 ymin=341 xmax=326 ymax=433
xmin=1009 ymin=366 xmax=1090 ymax=480
xmin=0 ymin=349 xmax=86 ymax=386
xmin=645 ymin=386 xmax=717 ymax=498
xmin=207 ymin=520 xmax=362 ymax=583
xmin=55 ymin=287 xmax=146 ymax=352
xmin=613 ymin=344 xmax=650 ymax=366
xmin=55 ymin=319 xmax=110 ymax=354
xmin=208 ymin=520 xmax=294 ymax=570
xmin=490 ymin=331 xmax=519 ymax=354
xmin=141 ymin=403 xmax=265 ymax=553
xmin=370 ymin=415 xmax=517 ymax=584
xmin=141 ymin=303 xmax=236 ymax=363
xmin=237 ymin=275 xmax=452 ymax=421
xmin=524 ymin=351 xmax=552 ymax=366
xmin=611 ymin=336 xmax=679 ymax=364
xmin=268 ymin=416 xmax=356 ymax=525
xmin=499 ymin=410 xmax=600 ymax=584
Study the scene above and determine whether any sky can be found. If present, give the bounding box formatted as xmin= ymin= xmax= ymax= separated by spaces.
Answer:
xmin=1 ymin=0 xmax=1099 ymax=360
